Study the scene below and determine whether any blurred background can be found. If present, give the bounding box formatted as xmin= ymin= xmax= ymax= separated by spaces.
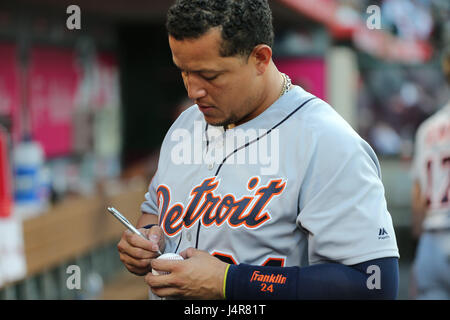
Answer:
xmin=0 ymin=0 xmax=448 ymax=300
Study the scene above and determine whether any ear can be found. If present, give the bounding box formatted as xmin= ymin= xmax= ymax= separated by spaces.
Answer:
xmin=250 ymin=44 xmax=272 ymax=75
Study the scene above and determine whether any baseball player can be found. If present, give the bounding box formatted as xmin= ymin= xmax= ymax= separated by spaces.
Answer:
xmin=117 ymin=0 xmax=399 ymax=300
xmin=410 ymin=48 xmax=450 ymax=299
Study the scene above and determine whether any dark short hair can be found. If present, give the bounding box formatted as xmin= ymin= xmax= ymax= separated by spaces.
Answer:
xmin=166 ymin=0 xmax=274 ymax=58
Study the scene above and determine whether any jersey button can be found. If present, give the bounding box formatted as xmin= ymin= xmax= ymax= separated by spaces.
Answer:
xmin=207 ymin=163 xmax=214 ymax=170
xmin=186 ymin=232 xmax=192 ymax=242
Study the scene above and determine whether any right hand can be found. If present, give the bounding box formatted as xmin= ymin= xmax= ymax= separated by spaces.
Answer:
xmin=117 ymin=226 xmax=165 ymax=276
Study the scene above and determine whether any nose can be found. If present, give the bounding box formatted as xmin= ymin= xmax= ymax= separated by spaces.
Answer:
xmin=183 ymin=72 xmax=207 ymax=100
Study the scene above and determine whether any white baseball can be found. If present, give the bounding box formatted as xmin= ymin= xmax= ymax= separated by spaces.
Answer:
xmin=151 ymin=253 xmax=184 ymax=275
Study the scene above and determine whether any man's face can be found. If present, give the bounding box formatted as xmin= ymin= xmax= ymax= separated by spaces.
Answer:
xmin=169 ymin=28 xmax=263 ymax=127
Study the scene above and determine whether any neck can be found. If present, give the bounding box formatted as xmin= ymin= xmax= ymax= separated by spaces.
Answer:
xmin=226 ymin=63 xmax=285 ymax=130
xmin=247 ymin=63 xmax=285 ymax=119
xmin=266 ymin=63 xmax=285 ymax=103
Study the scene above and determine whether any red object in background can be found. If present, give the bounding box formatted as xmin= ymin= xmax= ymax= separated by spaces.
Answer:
xmin=28 ymin=46 xmax=81 ymax=158
xmin=277 ymin=0 xmax=433 ymax=63
xmin=0 ymin=127 xmax=12 ymax=218
xmin=352 ymin=27 xmax=433 ymax=63
xmin=277 ymin=0 xmax=354 ymax=39
xmin=0 ymin=43 xmax=21 ymax=145
xmin=276 ymin=57 xmax=327 ymax=102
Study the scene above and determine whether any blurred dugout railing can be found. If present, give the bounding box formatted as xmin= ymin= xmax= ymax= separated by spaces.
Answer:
xmin=0 ymin=178 xmax=149 ymax=300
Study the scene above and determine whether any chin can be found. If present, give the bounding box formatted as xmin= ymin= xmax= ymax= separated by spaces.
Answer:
xmin=203 ymin=116 xmax=232 ymax=127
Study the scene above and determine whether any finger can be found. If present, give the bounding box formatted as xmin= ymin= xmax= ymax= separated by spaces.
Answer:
xmin=125 ymin=261 xmax=151 ymax=276
xmin=179 ymin=247 xmax=197 ymax=259
xmin=120 ymin=243 xmax=156 ymax=260
xmin=145 ymin=272 xmax=186 ymax=299
xmin=150 ymin=286 xmax=183 ymax=299
xmin=120 ymin=252 xmax=153 ymax=270
xmin=151 ymin=258 xmax=183 ymax=274
xmin=145 ymin=271 xmax=175 ymax=289
xmin=125 ymin=230 xmax=154 ymax=252
xmin=144 ymin=226 xmax=165 ymax=253
xmin=118 ymin=237 xmax=156 ymax=260
xmin=147 ymin=234 xmax=162 ymax=254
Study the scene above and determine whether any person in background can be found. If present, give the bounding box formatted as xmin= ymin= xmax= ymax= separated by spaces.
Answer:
xmin=411 ymin=47 xmax=450 ymax=299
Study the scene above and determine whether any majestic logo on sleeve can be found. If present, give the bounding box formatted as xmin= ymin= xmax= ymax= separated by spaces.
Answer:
xmin=156 ymin=177 xmax=286 ymax=236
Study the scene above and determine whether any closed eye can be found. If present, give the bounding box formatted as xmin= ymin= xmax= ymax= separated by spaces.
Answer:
xmin=201 ymin=74 xmax=219 ymax=81
xmin=176 ymin=64 xmax=222 ymax=82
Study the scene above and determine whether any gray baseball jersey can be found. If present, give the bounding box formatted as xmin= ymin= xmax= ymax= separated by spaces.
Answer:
xmin=141 ymin=85 xmax=399 ymax=268
xmin=412 ymin=101 xmax=450 ymax=231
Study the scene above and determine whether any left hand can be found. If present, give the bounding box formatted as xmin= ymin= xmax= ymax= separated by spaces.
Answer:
xmin=144 ymin=247 xmax=229 ymax=299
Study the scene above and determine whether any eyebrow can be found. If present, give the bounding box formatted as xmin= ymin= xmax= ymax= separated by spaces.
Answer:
xmin=172 ymin=60 xmax=224 ymax=74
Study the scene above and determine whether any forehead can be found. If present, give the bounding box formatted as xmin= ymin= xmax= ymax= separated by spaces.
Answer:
xmin=168 ymin=28 xmax=242 ymax=72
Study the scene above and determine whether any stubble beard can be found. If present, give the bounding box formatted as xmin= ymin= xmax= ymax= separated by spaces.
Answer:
xmin=206 ymin=93 xmax=259 ymax=128
xmin=206 ymin=114 xmax=239 ymax=128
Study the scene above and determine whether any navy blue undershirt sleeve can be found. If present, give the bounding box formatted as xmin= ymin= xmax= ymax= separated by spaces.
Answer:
xmin=225 ymin=257 xmax=399 ymax=300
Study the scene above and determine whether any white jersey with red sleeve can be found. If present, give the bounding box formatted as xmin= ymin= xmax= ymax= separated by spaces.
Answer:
xmin=412 ymin=102 xmax=450 ymax=231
